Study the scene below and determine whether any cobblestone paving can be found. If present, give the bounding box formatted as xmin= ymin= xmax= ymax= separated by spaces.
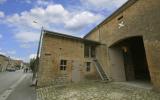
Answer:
xmin=37 ymin=81 xmax=160 ymax=100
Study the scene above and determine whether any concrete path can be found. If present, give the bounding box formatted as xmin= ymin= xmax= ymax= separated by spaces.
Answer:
xmin=0 ymin=71 xmax=36 ymax=100
xmin=0 ymin=71 xmax=23 ymax=95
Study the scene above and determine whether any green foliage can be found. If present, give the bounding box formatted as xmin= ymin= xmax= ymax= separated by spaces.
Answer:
xmin=16 ymin=65 xmax=21 ymax=69
xmin=29 ymin=58 xmax=36 ymax=71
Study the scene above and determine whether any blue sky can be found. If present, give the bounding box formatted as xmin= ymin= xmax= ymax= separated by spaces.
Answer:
xmin=0 ymin=0 xmax=128 ymax=62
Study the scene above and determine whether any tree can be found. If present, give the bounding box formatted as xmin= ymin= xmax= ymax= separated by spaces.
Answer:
xmin=29 ymin=58 xmax=36 ymax=72
xmin=15 ymin=65 xmax=21 ymax=69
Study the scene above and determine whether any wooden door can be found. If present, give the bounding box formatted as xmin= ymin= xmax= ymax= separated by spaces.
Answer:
xmin=72 ymin=61 xmax=80 ymax=82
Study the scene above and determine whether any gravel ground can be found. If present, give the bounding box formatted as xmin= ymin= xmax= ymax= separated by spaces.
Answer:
xmin=37 ymin=81 xmax=160 ymax=100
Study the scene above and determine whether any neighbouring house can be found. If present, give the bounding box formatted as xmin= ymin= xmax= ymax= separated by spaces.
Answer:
xmin=0 ymin=54 xmax=25 ymax=71
xmin=36 ymin=0 xmax=160 ymax=90
xmin=7 ymin=59 xmax=22 ymax=69
xmin=0 ymin=54 xmax=9 ymax=72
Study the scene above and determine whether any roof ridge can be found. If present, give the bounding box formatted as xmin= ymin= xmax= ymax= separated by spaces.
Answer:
xmin=43 ymin=29 xmax=100 ymax=44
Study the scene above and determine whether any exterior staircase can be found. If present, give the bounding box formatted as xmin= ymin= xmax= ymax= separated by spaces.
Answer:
xmin=93 ymin=59 xmax=108 ymax=81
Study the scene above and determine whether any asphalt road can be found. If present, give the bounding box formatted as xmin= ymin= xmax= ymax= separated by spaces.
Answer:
xmin=0 ymin=70 xmax=36 ymax=100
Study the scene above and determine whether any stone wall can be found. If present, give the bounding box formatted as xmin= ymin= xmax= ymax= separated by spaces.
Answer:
xmin=37 ymin=33 xmax=100 ymax=87
xmin=85 ymin=0 xmax=160 ymax=89
xmin=0 ymin=55 xmax=9 ymax=72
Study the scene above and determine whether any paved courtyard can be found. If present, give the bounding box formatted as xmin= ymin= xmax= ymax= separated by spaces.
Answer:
xmin=37 ymin=81 xmax=160 ymax=100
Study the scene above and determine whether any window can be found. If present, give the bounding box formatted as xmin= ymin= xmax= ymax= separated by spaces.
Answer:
xmin=86 ymin=62 xmax=91 ymax=72
xmin=45 ymin=53 xmax=51 ymax=56
xmin=60 ymin=60 xmax=67 ymax=70
xmin=91 ymin=46 xmax=96 ymax=57
xmin=84 ymin=44 xmax=96 ymax=58
xmin=117 ymin=15 xmax=125 ymax=29
xmin=84 ymin=44 xmax=90 ymax=58
xmin=117 ymin=15 xmax=123 ymax=21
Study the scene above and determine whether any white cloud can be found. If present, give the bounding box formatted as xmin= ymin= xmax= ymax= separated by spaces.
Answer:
xmin=5 ymin=4 xmax=71 ymax=30
xmin=22 ymin=0 xmax=54 ymax=7
xmin=10 ymin=56 xmax=23 ymax=60
xmin=0 ymin=50 xmax=23 ymax=61
xmin=0 ymin=11 xmax=4 ymax=18
xmin=20 ymin=44 xmax=32 ymax=48
xmin=0 ymin=34 xmax=2 ymax=39
xmin=36 ymin=0 xmax=53 ymax=6
xmin=65 ymin=11 xmax=103 ymax=30
xmin=0 ymin=51 xmax=6 ymax=55
xmin=7 ymin=50 xmax=16 ymax=55
xmin=81 ymin=0 xmax=128 ymax=10
xmin=4 ymin=4 xmax=103 ymax=43
xmin=29 ymin=54 xmax=37 ymax=59
xmin=0 ymin=50 xmax=16 ymax=56
xmin=0 ymin=0 xmax=6 ymax=4
xmin=15 ymin=32 xmax=40 ymax=43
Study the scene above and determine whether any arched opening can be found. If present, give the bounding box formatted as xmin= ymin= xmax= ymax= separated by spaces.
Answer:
xmin=109 ymin=36 xmax=151 ymax=83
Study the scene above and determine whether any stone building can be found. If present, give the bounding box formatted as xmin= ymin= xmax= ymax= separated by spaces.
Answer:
xmin=37 ymin=31 xmax=104 ymax=86
xmin=37 ymin=0 xmax=160 ymax=90
xmin=0 ymin=54 xmax=9 ymax=72
xmin=84 ymin=0 xmax=160 ymax=89
xmin=0 ymin=54 xmax=24 ymax=71
xmin=9 ymin=59 xmax=24 ymax=69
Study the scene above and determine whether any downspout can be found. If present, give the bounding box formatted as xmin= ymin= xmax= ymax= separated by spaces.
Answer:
xmin=33 ymin=27 xmax=44 ymax=85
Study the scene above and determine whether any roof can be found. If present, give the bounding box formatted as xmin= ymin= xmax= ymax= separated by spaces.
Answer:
xmin=0 ymin=54 xmax=7 ymax=58
xmin=0 ymin=54 xmax=9 ymax=60
xmin=43 ymin=30 xmax=100 ymax=45
xmin=84 ymin=0 xmax=138 ymax=38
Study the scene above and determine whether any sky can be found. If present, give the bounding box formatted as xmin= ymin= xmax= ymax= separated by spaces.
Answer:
xmin=0 ymin=0 xmax=128 ymax=62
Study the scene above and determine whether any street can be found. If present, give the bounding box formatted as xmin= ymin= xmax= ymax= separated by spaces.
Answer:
xmin=0 ymin=70 xmax=36 ymax=100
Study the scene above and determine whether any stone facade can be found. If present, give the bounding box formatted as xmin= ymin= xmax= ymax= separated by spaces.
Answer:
xmin=37 ymin=31 xmax=100 ymax=87
xmin=0 ymin=54 xmax=24 ymax=72
xmin=9 ymin=60 xmax=23 ymax=68
xmin=37 ymin=0 xmax=160 ymax=91
xmin=0 ymin=54 xmax=9 ymax=72
xmin=84 ymin=0 xmax=160 ymax=90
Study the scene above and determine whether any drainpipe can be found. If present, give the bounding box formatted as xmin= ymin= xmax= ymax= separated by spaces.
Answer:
xmin=37 ymin=27 xmax=44 ymax=59
xmin=33 ymin=27 xmax=44 ymax=85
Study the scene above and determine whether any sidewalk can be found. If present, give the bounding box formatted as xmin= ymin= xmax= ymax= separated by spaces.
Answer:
xmin=7 ymin=73 xmax=36 ymax=100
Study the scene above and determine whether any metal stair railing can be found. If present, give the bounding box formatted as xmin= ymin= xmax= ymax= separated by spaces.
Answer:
xmin=93 ymin=59 xmax=108 ymax=81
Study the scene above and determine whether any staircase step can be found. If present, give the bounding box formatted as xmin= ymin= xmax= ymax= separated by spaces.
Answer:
xmin=93 ymin=59 xmax=108 ymax=81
